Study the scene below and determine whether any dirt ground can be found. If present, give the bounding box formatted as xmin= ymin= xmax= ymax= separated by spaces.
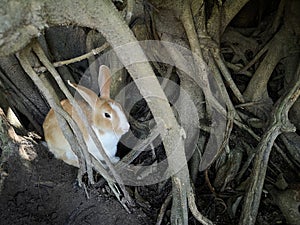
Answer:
xmin=0 ymin=114 xmax=299 ymax=225
xmin=0 ymin=142 xmax=151 ymax=225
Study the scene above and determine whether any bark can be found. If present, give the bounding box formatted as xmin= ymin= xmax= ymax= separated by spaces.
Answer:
xmin=0 ymin=55 xmax=49 ymax=134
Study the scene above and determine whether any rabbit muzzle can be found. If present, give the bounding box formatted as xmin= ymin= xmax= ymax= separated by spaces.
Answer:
xmin=120 ymin=122 xmax=130 ymax=133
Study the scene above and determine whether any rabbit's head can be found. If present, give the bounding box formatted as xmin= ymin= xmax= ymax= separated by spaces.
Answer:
xmin=68 ymin=65 xmax=129 ymax=139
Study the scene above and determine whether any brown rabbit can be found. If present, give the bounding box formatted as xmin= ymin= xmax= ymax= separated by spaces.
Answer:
xmin=43 ymin=65 xmax=130 ymax=167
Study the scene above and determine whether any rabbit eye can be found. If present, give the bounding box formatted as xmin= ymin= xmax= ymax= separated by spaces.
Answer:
xmin=104 ymin=112 xmax=111 ymax=119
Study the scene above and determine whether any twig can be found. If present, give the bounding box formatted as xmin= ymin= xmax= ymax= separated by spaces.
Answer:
xmin=235 ymin=101 xmax=264 ymax=108
xmin=239 ymin=62 xmax=300 ymax=225
xmin=34 ymin=42 xmax=110 ymax=73
xmin=236 ymin=143 xmax=255 ymax=182
xmin=180 ymin=0 xmax=203 ymax=59
xmin=204 ymin=169 xmax=215 ymax=194
xmin=82 ymin=183 xmax=90 ymax=199
xmin=200 ymin=52 xmax=235 ymax=169
xmin=187 ymin=184 xmax=214 ymax=225
xmin=233 ymin=119 xmax=259 ymax=140
xmin=211 ymin=48 xmax=245 ymax=103
xmin=239 ymin=41 xmax=269 ymax=73
xmin=156 ymin=194 xmax=172 ymax=225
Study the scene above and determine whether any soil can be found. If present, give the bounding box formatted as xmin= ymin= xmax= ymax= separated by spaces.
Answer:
xmin=0 ymin=113 xmax=299 ymax=225
xmin=0 ymin=141 xmax=151 ymax=225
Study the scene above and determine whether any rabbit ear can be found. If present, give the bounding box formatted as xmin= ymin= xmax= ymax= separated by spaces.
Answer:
xmin=98 ymin=65 xmax=111 ymax=98
xmin=68 ymin=80 xmax=98 ymax=108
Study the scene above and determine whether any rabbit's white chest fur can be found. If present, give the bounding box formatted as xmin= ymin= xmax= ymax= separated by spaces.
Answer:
xmin=86 ymin=127 xmax=120 ymax=163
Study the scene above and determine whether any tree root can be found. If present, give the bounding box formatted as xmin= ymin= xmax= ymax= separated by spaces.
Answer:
xmin=239 ymin=63 xmax=300 ymax=225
